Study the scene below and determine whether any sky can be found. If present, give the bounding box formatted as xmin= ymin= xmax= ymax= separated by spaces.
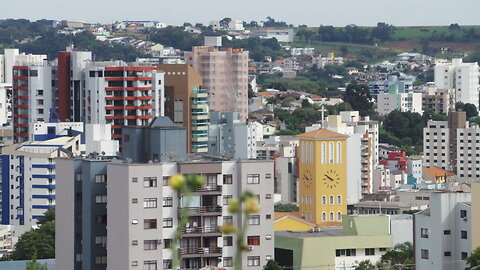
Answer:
xmin=2 ymin=0 xmax=480 ymax=27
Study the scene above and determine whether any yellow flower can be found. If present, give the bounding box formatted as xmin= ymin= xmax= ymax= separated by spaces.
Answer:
xmin=244 ymin=198 xmax=260 ymax=213
xmin=219 ymin=224 xmax=238 ymax=234
xmin=228 ymin=199 xmax=240 ymax=213
xmin=170 ymin=174 xmax=186 ymax=191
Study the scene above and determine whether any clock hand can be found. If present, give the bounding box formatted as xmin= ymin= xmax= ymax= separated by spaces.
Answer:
xmin=326 ymin=175 xmax=334 ymax=181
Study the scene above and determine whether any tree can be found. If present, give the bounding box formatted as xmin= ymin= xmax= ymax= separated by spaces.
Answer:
xmin=281 ymin=97 xmax=296 ymax=107
xmin=274 ymin=203 xmax=299 ymax=212
xmin=449 ymin=23 xmax=461 ymax=32
xmin=266 ymin=97 xmax=281 ymax=108
xmin=340 ymin=45 xmax=349 ymax=56
xmin=25 ymin=253 xmax=48 ymax=270
xmin=301 ymin=99 xmax=312 ymax=108
xmin=354 ymin=260 xmax=375 ymax=270
xmin=343 ymin=84 xmax=373 ymax=116
xmin=263 ymin=260 xmax=282 ymax=270
xmin=466 ymin=246 xmax=480 ymax=269
xmin=456 ymin=102 xmax=479 ymax=119
xmin=380 ymin=242 xmax=414 ymax=269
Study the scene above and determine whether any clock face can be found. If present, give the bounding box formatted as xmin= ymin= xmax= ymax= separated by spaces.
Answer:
xmin=302 ymin=169 xmax=313 ymax=188
xmin=323 ymin=169 xmax=340 ymax=189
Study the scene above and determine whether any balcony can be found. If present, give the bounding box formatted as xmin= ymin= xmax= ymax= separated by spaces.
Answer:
xmin=180 ymin=247 xmax=222 ymax=258
xmin=181 ymin=226 xmax=221 ymax=237
xmin=183 ymin=206 xmax=222 ymax=216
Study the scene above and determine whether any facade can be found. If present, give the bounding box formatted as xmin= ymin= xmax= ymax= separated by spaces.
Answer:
xmin=421 ymin=83 xmax=454 ymax=114
xmin=185 ymin=45 xmax=249 ymax=121
xmin=158 ymin=64 xmax=209 ymax=153
xmin=434 ymin=58 xmax=480 ymax=108
xmin=208 ymin=112 xmax=258 ymax=159
xmin=122 ymin=117 xmax=187 ymax=163
xmin=275 ymin=215 xmax=393 ymax=270
xmin=376 ymin=91 xmax=423 ymax=116
xmin=297 ymin=129 xmax=348 ymax=226
xmin=368 ymin=75 xmax=416 ymax=97
xmin=414 ymin=192 xmax=472 ymax=270
xmin=56 ymin=158 xmax=275 ymax=270
xmin=249 ymin=29 xmax=294 ymax=43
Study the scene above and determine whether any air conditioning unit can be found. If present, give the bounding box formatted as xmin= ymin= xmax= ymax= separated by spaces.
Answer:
xmin=248 ymin=245 xmax=253 ymax=251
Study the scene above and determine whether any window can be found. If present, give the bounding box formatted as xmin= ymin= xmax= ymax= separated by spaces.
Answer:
xmin=95 ymin=195 xmax=107 ymax=203
xmin=144 ymin=198 xmax=157 ymax=208
xmin=163 ymin=197 xmax=173 ymax=207
xmin=365 ymin=248 xmax=375 ymax=256
xmin=163 ymin=259 xmax=172 ymax=269
xmin=329 ymin=195 xmax=334 ymax=205
xmin=421 ymin=228 xmax=429 ymax=238
xmin=144 ymin=240 xmax=158 ymax=250
xmin=224 ymin=236 xmax=233 ymax=246
xmin=329 ymin=142 xmax=334 ymax=163
xmin=95 ymin=236 xmax=107 ymax=245
xmin=144 ymin=177 xmax=157 ymax=187
xmin=132 ymin=198 xmax=138 ymax=204
xmin=337 ymin=195 xmax=342 ymax=205
xmin=461 ymin=210 xmax=467 ymax=218
xmin=337 ymin=212 xmax=342 ymax=221
xmin=162 ymin=218 xmax=173 ymax=228
xmin=95 ymin=256 xmax=107 ymax=264
xmin=75 ymin=173 xmax=82 ymax=181
xmin=247 ymin=174 xmax=260 ymax=184
xmin=247 ymin=236 xmax=260 ymax=246
xmin=266 ymin=194 xmax=272 ymax=199
xmin=144 ymin=260 xmax=157 ymax=270
xmin=444 ymin=251 xmax=451 ymax=257
xmin=247 ymin=256 xmax=260 ymax=266
xmin=321 ymin=142 xmax=326 ymax=164
xmin=421 ymin=249 xmax=429 ymax=259
xmin=266 ymin=173 xmax=272 ymax=179
xmin=335 ymin=249 xmax=357 ymax=257
xmin=462 ymin=252 xmax=468 ymax=260
xmin=249 ymin=215 xmax=260 ymax=225
xmin=322 ymin=196 xmax=326 ymax=205
xmin=461 ymin=231 xmax=468 ymax=239
xmin=95 ymin=215 xmax=107 ymax=224
xmin=162 ymin=176 xmax=169 ymax=186
xmin=132 ymin=177 xmax=138 ymax=183
xmin=223 ymin=257 xmax=233 ymax=267
xmin=132 ymin=261 xmax=138 ymax=266
xmin=144 ymin=219 xmax=157 ymax=229
xmin=223 ymin=216 xmax=233 ymax=224
xmin=330 ymin=212 xmax=334 ymax=221
xmin=336 ymin=142 xmax=342 ymax=163
xmin=444 ymin=230 xmax=451 ymax=235
xmin=380 ymin=248 xmax=387 ymax=252
xmin=95 ymin=174 xmax=106 ymax=183
xmin=322 ymin=212 xmax=326 ymax=221
xmin=223 ymin=174 xmax=233 ymax=184
xmin=132 ymin=240 xmax=138 ymax=245
xmin=164 ymin=239 xmax=172 ymax=249
xmin=223 ymin=195 xmax=233 ymax=205
xmin=266 ymin=214 xmax=272 ymax=219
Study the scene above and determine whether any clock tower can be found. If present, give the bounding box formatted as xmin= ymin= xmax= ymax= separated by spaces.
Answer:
xmin=297 ymin=129 xmax=348 ymax=226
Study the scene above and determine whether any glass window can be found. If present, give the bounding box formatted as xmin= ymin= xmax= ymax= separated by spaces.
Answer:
xmin=162 ymin=218 xmax=173 ymax=228
xmin=247 ymin=174 xmax=260 ymax=184
xmin=163 ymin=260 xmax=172 ymax=269
xmin=365 ymin=248 xmax=375 ymax=256
xmin=336 ymin=142 xmax=342 ymax=163
xmin=247 ymin=256 xmax=260 ymax=266
xmin=322 ymin=196 xmax=326 ymax=205
xmin=144 ymin=260 xmax=157 ymax=270
xmin=223 ymin=257 xmax=233 ymax=267
xmin=321 ymin=143 xmax=326 ymax=164
xmin=223 ymin=174 xmax=233 ymax=184
xmin=163 ymin=239 xmax=172 ymax=249
xmin=248 ymin=215 xmax=260 ymax=225
xmin=337 ymin=195 xmax=342 ymax=205
xmin=223 ymin=195 xmax=233 ymax=205
xmin=144 ymin=198 xmax=157 ymax=208
xmin=144 ymin=240 xmax=158 ymax=250
xmin=247 ymin=236 xmax=260 ymax=246
xmin=163 ymin=197 xmax=173 ymax=207
xmin=144 ymin=219 xmax=157 ymax=229
xmin=144 ymin=177 xmax=157 ymax=187
xmin=421 ymin=249 xmax=429 ymax=259
xmin=95 ymin=174 xmax=106 ymax=183
xmin=329 ymin=142 xmax=334 ymax=164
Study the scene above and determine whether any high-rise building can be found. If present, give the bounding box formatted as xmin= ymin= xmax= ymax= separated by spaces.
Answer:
xmin=157 ymin=64 xmax=209 ymax=153
xmin=297 ymin=129 xmax=348 ymax=226
xmin=56 ymin=158 xmax=275 ymax=270
xmin=435 ymin=58 xmax=480 ymax=108
xmin=421 ymin=83 xmax=455 ymax=114
xmin=185 ymin=43 xmax=248 ymax=121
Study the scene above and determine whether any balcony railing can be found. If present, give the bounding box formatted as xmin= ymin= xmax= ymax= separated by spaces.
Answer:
xmin=180 ymin=247 xmax=222 ymax=256
xmin=181 ymin=226 xmax=220 ymax=234
xmin=182 ymin=206 xmax=222 ymax=214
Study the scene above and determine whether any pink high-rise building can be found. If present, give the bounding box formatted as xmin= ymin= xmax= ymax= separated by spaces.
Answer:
xmin=185 ymin=46 xmax=249 ymax=121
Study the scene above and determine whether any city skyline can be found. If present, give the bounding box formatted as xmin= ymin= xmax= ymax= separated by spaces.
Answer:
xmin=1 ymin=0 xmax=480 ymax=27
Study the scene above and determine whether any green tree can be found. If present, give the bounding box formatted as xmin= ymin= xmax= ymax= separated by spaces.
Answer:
xmin=263 ymin=260 xmax=282 ymax=270
xmin=340 ymin=45 xmax=349 ymax=56
xmin=274 ymin=203 xmax=299 ymax=212
xmin=282 ymin=97 xmax=297 ymax=107
xmin=380 ymin=242 xmax=414 ymax=269
xmin=466 ymin=246 xmax=480 ymax=269
xmin=25 ymin=252 xmax=48 ymax=270
xmin=354 ymin=259 xmax=375 ymax=270
xmin=449 ymin=23 xmax=461 ymax=32
xmin=301 ymin=99 xmax=312 ymax=108
xmin=343 ymin=84 xmax=373 ymax=116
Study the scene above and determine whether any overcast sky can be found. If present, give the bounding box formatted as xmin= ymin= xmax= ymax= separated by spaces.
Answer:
xmin=2 ymin=0 xmax=479 ymax=27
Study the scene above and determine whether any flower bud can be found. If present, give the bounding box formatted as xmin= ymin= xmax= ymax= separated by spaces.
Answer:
xmin=228 ymin=199 xmax=240 ymax=213
xmin=244 ymin=198 xmax=260 ymax=213
xmin=219 ymin=224 xmax=238 ymax=234
xmin=170 ymin=174 xmax=186 ymax=191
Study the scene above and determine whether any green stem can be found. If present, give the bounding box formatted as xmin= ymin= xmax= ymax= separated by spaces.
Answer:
xmin=234 ymin=210 xmax=249 ymax=270
xmin=172 ymin=189 xmax=192 ymax=270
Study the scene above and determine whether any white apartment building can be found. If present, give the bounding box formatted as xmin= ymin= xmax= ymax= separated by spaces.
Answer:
xmin=376 ymin=92 xmax=423 ymax=116
xmin=415 ymin=192 xmax=472 ymax=270
xmin=423 ymin=120 xmax=451 ymax=171
xmin=249 ymin=29 xmax=294 ymax=43
xmin=56 ymin=158 xmax=275 ymax=270
xmin=435 ymin=58 xmax=480 ymax=108
xmin=421 ymin=83 xmax=455 ymax=114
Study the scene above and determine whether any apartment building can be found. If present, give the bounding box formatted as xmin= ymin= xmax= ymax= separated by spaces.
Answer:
xmin=56 ymin=158 xmax=275 ymax=270
xmin=376 ymin=91 xmax=423 ymax=116
xmin=414 ymin=192 xmax=472 ymax=270
xmin=369 ymin=75 xmax=416 ymax=97
xmin=157 ymin=64 xmax=209 ymax=153
xmin=249 ymin=29 xmax=294 ymax=43
xmin=208 ymin=112 xmax=258 ymax=159
xmin=421 ymin=83 xmax=454 ymax=114
xmin=434 ymin=58 xmax=480 ymax=108
xmin=185 ymin=42 xmax=249 ymax=121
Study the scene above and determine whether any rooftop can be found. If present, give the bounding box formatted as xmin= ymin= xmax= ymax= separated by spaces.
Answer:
xmin=423 ymin=167 xmax=454 ymax=177
xmin=296 ymin=129 xmax=349 ymax=140
xmin=276 ymin=227 xmax=344 ymax=238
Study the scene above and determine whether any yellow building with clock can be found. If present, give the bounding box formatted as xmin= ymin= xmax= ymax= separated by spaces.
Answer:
xmin=297 ymin=129 xmax=348 ymax=226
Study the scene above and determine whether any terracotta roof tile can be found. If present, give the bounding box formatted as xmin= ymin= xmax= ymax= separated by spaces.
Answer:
xmin=296 ymin=129 xmax=349 ymax=139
